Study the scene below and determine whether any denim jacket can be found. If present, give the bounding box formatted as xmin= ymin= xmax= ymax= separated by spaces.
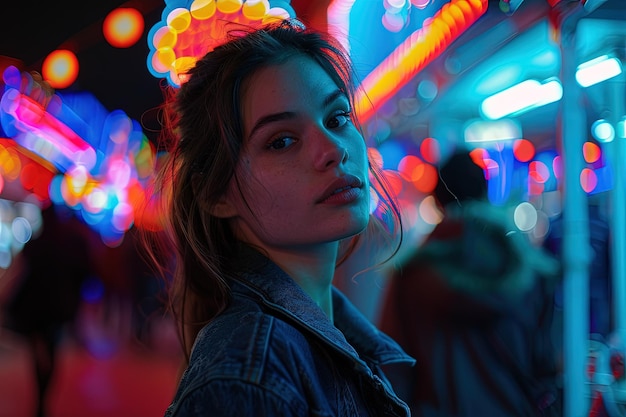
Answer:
xmin=164 ymin=245 xmax=415 ymax=416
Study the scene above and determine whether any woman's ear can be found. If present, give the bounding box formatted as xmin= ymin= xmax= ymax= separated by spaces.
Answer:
xmin=210 ymin=196 xmax=238 ymax=219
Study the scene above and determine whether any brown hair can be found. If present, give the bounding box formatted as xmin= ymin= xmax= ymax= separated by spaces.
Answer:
xmin=141 ymin=19 xmax=402 ymax=360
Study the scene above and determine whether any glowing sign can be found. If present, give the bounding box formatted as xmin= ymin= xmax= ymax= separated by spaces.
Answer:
xmin=147 ymin=0 xmax=295 ymax=87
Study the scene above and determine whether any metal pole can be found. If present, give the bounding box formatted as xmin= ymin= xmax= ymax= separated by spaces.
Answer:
xmin=559 ymin=10 xmax=592 ymax=417
xmin=608 ymin=76 xmax=626 ymax=339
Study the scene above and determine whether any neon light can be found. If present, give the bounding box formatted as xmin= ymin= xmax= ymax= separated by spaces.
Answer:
xmin=147 ymin=0 xmax=295 ymax=86
xmin=1 ymin=66 xmax=163 ymax=242
xmin=354 ymin=0 xmax=488 ymax=123
xmin=1 ymin=89 xmax=97 ymax=171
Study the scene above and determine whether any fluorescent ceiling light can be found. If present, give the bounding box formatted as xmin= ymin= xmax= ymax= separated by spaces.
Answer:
xmin=464 ymin=118 xmax=522 ymax=143
xmin=481 ymin=78 xmax=562 ymax=120
xmin=576 ymin=55 xmax=622 ymax=87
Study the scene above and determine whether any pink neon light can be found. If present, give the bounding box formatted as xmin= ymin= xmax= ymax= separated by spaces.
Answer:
xmin=2 ymin=89 xmax=96 ymax=170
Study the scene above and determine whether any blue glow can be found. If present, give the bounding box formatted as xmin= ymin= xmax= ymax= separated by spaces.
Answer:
xmin=81 ymin=275 xmax=105 ymax=303
xmin=347 ymin=0 xmax=449 ymax=81
xmin=484 ymin=145 xmax=514 ymax=205
xmin=590 ymin=165 xmax=613 ymax=195
xmin=49 ymin=175 xmax=65 ymax=205
xmin=378 ymin=140 xmax=405 ymax=170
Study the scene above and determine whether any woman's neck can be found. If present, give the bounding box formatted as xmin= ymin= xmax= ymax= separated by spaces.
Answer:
xmin=263 ymin=243 xmax=337 ymax=321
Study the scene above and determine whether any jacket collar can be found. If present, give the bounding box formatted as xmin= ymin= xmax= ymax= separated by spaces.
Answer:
xmin=230 ymin=244 xmax=415 ymax=369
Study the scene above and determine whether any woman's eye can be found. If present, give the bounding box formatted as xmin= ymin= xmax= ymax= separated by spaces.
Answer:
xmin=267 ymin=136 xmax=296 ymax=150
xmin=327 ymin=111 xmax=351 ymax=129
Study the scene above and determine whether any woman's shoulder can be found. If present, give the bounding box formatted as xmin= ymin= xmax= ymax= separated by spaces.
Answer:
xmin=169 ymin=307 xmax=317 ymax=415
xmin=189 ymin=303 xmax=316 ymax=379
xmin=167 ymin=307 xmax=310 ymax=416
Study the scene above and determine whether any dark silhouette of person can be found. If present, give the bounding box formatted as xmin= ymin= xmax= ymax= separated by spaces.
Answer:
xmin=379 ymin=150 xmax=562 ymax=416
xmin=2 ymin=205 xmax=95 ymax=417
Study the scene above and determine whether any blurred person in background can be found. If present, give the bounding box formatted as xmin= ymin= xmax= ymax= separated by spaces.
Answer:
xmin=141 ymin=19 xmax=415 ymax=417
xmin=379 ymin=150 xmax=562 ymax=416
xmin=2 ymin=205 xmax=96 ymax=417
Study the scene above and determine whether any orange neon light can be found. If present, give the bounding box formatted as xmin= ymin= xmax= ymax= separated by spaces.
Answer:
xmin=147 ymin=0 xmax=294 ymax=86
xmin=354 ymin=0 xmax=488 ymax=123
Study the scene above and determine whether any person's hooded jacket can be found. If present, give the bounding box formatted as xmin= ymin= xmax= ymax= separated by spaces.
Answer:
xmin=380 ymin=201 xmax=561 ymax=417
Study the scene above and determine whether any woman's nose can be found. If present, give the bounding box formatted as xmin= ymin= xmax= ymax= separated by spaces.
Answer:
xmin=314 ymin=133 xmax=349 ymax=170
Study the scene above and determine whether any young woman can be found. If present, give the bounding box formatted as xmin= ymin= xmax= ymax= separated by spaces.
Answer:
xmin=143 ymin=19 xmax=414 ymax=416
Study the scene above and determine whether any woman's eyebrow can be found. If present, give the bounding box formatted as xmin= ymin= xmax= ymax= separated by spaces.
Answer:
xmin=323 ymin=89 xmax=346 ymax=108
xmin=248 ymin=111 xmax=296 ymax=140
xmin=248 ymin=89 xmax=347 ymax=140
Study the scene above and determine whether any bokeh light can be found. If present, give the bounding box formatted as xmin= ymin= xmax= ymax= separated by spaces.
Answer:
xmin=42 ymin=49 xmax=79 ymax=89
xmin=411 ymin=0 xmax=431 ymax=9
xmin=529 ymin=160 xmax=550 ymax=183
xmin=591 ymin=119 xmax=615 ymax=143
xmin=420 ymin=137 xmax=440 ymax=164
xmin=513 ymin=201 xmax=537 ymax=232
xmin=103 ymin=8 xmax=145 ymax=48
xmin=419 ymin=195 xmax=443 ymax=225
xmin=378 ymin=140 xmax=405 ymax=170
xmin=583 ymin=141 xmax=601 ymax=164
xmin=11 ymin=217 xmax=32 ymax=244
xmin=513 ymin=138 xmax=535 ymax=162
xmin=469 ymin=147 xmax=489 ymax=169
xmin=580 ymin=167 xmax=598 ymax=193
xmin=417 ymin=79 xmax=438 ymax=101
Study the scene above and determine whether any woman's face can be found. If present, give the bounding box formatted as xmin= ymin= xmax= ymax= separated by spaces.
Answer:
xmin=218 ymin=54 xmax=370 ymax=252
